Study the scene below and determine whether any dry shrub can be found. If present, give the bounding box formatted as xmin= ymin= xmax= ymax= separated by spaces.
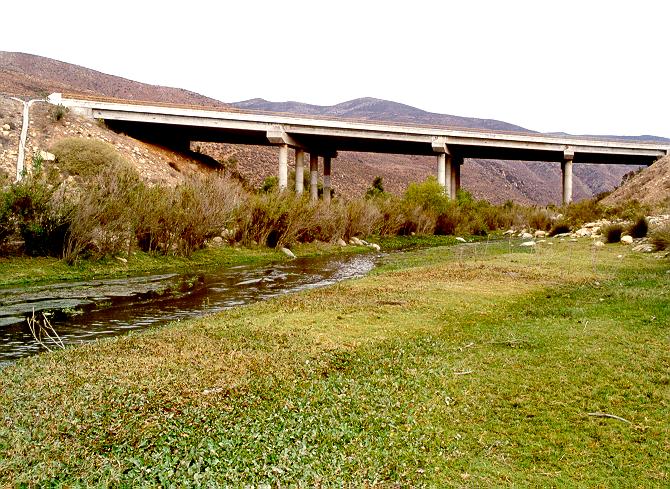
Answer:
xmin=236 ymin=192 xmax=312 ymax=247
xmin=374 ymin=196 xmax=406 ymax=236
xmin=65 ymin=162 xmax=143 ymax=261
xmin=344 ymin=199 xmax=382 ymax=238
xmin=136 ymin=174 xmax=245 ymax=255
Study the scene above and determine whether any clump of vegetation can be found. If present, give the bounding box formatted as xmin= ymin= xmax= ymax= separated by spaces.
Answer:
xmin=548 ymin=221 xmax=571 ymax=236
xmin=366 ymin=176 xmax=386 ymax=198
xmin=649 ymin=223 xmax=670 ymax=251
xmin=525 ymin=207 xmax=553 ymax=231
xmin=49 ymin=104 xmax=69 ymax=122
xmin=628 ymin=216 xmax=649 ymax=238
xmin=2 ymin=169 xmax=73 ymax=257
xmin=603 ymin=224 xmax=624 ymax=243
xmin=51 ymin=138 xmax=126 ymax=177
xmin=561 ymin=198 xmax=604 ymax=226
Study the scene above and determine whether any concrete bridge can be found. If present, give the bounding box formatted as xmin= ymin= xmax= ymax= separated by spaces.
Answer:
xmin=48 ymin=93 xmax=670 ymax=204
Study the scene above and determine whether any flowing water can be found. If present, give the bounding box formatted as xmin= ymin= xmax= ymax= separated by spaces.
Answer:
xmin=0 ymin=252 xmax=380 ymax=367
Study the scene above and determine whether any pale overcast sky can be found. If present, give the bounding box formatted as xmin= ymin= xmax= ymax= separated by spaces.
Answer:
xmin=3 ymin=0 xmax=669 ymax=137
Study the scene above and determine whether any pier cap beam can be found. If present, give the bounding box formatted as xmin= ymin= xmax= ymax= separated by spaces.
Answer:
xmin=266 ymin=128 xmax=302 ymax=148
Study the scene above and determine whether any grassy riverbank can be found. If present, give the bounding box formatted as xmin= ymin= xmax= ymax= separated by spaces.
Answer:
xmin=0 ymin=235 xmax=459 ymax=287
xmin=1 ymin=240 xmax=668 ymax=485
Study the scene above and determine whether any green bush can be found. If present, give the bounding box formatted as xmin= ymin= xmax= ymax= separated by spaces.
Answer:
xmin=649 ymin=223 xmax=670 ymax=251
xmin=49 ymin=104 xmax=69 ymax=122
xmin=603 ymin=224 xmax=623 ymax=243
xmin=628 ymin=216 xmax=649 ymax=238
xmin=51 ymin=138 xmax=126 ymax=177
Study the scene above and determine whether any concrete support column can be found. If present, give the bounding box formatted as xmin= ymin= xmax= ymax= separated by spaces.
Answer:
xmin=445 ymin=156 xmax=453 ymax=199
xmin=561 ymin=158 xmax=573 ymax=205
xmin=436 ymin=153 xmax=446 ymax=188
xmin=451 ymin=157 xmax=462 ymax=199
xmin=295 ymin=149 xmax=305 ymax=195
xmin=309 ymin=154 xmax=319 ymax=202
xmin=278 ymin=144 xmax=288 ymax=191
xmin=323 ymin=156 xmax=332 ymax=204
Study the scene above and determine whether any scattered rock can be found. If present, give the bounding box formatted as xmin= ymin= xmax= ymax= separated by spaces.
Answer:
xmin=570 ymin=238 xmax=578 ymax=242
xmin=503 ymin=229 xmax=515 ymax=236
xmin=349 ymin=237 xmax=364 ymax=246
xmin=1 ymin=124 xmax=10 ymax=131
xmin=554 ymin=232 xmax=571 ymax=238
xmin=114 ymin=256 xmax=128 ymax=264
xmin=38 ymin=150 xmax=56 ymax=162
xmin=455 ymin=237 xmax=467 ymax=243
xmin=621 ymin=235 xmax=634 ymax=245
xmin=519 ymin=241 xmax=536 ymax=247
xmin=534 ymin=230 xmax=546 ymax=238
xmin=368 ymin=243 xmax=381 ymax=251
xmin=593 ymin=241 xmax=605 ymax=248
xmin=520 ymin=232 xmax=533 ymax=240
xmin=212 ymin=236 xmax=223 ymax=245
xmin=1 ymin=130 xmax=8 ymax=137
xmin=281 ymin=247 xmax=296 ymax=259
xmin=574 ymin=228 xmax=592 ymax=238
xmin=632 ymin=243 xmax=654 ymax=253
xmin=337 ymin=238 xmax=347 ymax=247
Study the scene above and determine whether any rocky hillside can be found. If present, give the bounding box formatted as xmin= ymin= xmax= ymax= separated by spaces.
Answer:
xmin=602 ymin=156 xmax=670 ymax=210
xmin=0 ymin=96 xmax=219 ymax=185
xmin=0 ymin=51 xmax=653 ymax=204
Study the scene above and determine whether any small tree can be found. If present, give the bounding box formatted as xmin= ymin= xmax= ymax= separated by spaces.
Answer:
xmin=366 ymin=176 xmax=385 ymax=198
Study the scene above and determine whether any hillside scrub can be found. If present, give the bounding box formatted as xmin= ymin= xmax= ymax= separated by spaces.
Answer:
xmin=0 ymin=169 xmax=661 ymax=263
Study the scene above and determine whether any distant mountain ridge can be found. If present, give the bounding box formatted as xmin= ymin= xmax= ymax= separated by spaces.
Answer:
xmin=231 ymin=97 xmax=532 ymax=132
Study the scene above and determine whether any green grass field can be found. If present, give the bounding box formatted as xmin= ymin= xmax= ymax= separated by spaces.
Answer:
xmin=1 ymin=240 xmax=668 ymax=486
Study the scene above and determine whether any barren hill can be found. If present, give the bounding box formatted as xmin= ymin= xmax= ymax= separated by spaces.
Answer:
xmin=0 ymin=51 xmax=226 ymax=106
xmin=0 ymin=51 xmax=653 ymax=204
xmin=602 ymin=156 xmax=670 ymax=210
xmin=232 ymin=97 xmax=531 ymax=132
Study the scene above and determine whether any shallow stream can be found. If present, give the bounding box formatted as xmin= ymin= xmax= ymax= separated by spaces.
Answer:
xmin=0 ymin=252 xmax=380 ymax=366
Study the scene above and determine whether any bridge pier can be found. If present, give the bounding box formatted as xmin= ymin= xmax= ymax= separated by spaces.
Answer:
xmin=310 ymin=154 xmax=319 ymax=202
xmin=436 ymin=154 xmax=446 ymax=188
xmin=323 ymin=156 xmax=332 ymax=204
xmin=562 ymin=150 xmax=574 ymax=204
xmin=295 ymin=149 xmax=305 ymax=194
xmin=278 ymin=144 xmax=289 ymax=191
xmin=451 ymin=157 xmax=462 ymax=200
